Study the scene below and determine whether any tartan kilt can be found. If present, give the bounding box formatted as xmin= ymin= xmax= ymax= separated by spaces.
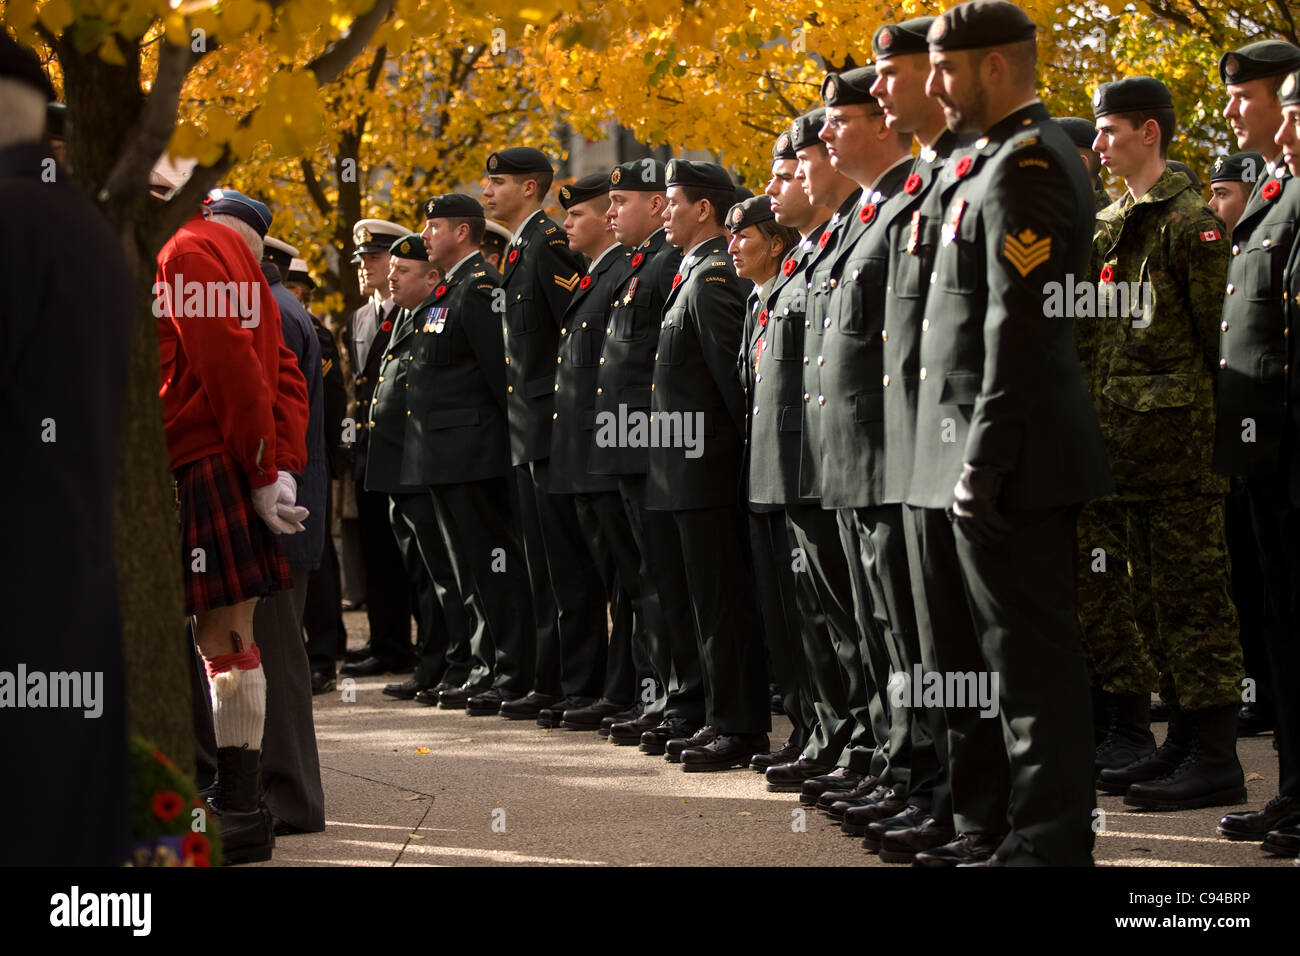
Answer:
xmin=175 ymin=451 xmax=290 ymax=615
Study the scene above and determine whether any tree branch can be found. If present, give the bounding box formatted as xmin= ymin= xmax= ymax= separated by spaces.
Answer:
xmin=101 ymin=40 xmax=194 ymax=203
xmin=147 ymin=148 xmax=232 ymax=255
xmin=305 ymin=0 xmax=397 ymax=86
xmin=300 ymin=157 xmax=332 ymax=216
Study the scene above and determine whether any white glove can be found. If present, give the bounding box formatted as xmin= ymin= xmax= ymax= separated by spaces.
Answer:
xmin=252 ymin=481 xmax=301 ymax=535
xmin=273 ymin=471 xmax=309 ymax=533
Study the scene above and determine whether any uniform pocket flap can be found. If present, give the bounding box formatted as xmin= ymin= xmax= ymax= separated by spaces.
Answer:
xmin=1259 ymin=351 xmax=1287 ymax=386
xmin=854 ymin=390 xmax=885 ymax=423
xmin=426 ymin=408 xmax=479 ymax=429
xmin=1101 ymin=372 xmax=1196 ymax=412
xmin=525 ymin=374 xmax=556 ymax=398
xmin=939 ymin=370 xmax=981 ymax=405
xmin=778 ymin=405 xmax=803 ymax=432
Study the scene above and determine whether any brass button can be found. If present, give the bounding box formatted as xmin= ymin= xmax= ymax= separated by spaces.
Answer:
xmin=406 ymin=409 xmax=411 ymax=416
xmin=554 ymin=384 xmax=559 ymax=392
xmin=803 ymin=356 xmax=810 ymax=365
xmin=829 ymin=278 xmax=838 ymax=289
xmin=817 ymin=394 xmax=825 ymax=406
xmin=1219 ymin=358 xmax=1227 ymax=368
xmin=654 ymin=353 xmax=660 ymax=360
xmin=650 ymin=384 xmax=655 ymax=391
xmin=922 ymin=318 xmax=930 ymax=331
xmin=405 ymin=383 xmax=409 ymax=389
xmin=1263 ymin=237 xmax=1272 ymax=248
xmin=1226 ymin=283 xmax=1234 ymax=294
xmin=975 ymin=136 xmax=988 ymax=148
xmin=371 ymin=398 xmax=377 ymax=405
xmin=919 ymin=368 xmax=927 ymax=381
xmin=367 ymin=421 xmax=374 ymax=429
xmin=882 ymin=374 xmax=891 ymax=387
xmin=386 ymin=354 xmax=393 ymax=361
xmin=505 ymin=357 xmax=511 ymax=364
xmin=803 ymin=392 xmax=811 ymax=403
xmin=507 ymin=385 xmax=514 ymax=393
xmin=881 ymin=330 xmax=888 ymax=342
xmin=930 ymin=272 xmax=937 ymax=284
xmin=378 ymin=376 xmax=384 ymax=382
xmin=753 ymin=405 xmax=760 ymax=415
xmin=755 ymin=373 xmax=762 ymax=382
xmin=1221 ymin=321 xmax=1229 ymax=332
xmin=1232 ymin=244 xmax=1240 ymax=255
xmin=823 ymin=317 xmax=831 ymax=328
xmin=599 ymin=357 xmax=606 ymax=364
xmin=817 ymin=355 xmax=824 ymax=366
xmin=582 ymin=322 xmax=588 ymax=329
xmin=552 ymin=412 xmax=558 ymax=420
xmin=596 ymin=387 xmax=603 ymax=395
xmin=557 ymin=356 xmax=562 ymax=364
xmin=561 ymin=327 xmax=567 ymax=335
xmin=852 ymin=269 xmax=860 ymax=280
xmin=805 ymin=319 xmax=811 ymax=329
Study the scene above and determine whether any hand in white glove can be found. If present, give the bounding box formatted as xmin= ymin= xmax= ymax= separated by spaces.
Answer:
xmin=270 ymin=471 xmax=309 ymax=532
xmin=251 ymin=481 xmax=301 ymax=535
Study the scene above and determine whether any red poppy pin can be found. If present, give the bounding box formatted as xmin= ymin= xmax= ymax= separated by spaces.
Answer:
xmin=1099 ymin=264 xmax=1114 ymax=284
xmin=904 ymin=173 xmax=922 ymax=194
xmin=672 ymin=273 xmax=683 ymax=289
xmin=1263 ymin=179 xmax=1282 ymax=201
xmin=380 ymin=319 xmax=393 ymax=332
xmin=631 ymin=252 xmax=644 ymax=268
xmin=759 ymin=309 xmax=769 ymax=327
xmin=860 ymin=203 xmax=877 ymax=224
xmin=782 ymin=258 xmax=797 ymax=276
xmin=434 ymin=285 xmax=447 ymax=299
xmin=954 ymin=155 xmax=973 ymax=178
xmin=580 ymin=275 xmax=593 ymax=290
xmin=819 ymin=232 xmax=830 ymax=249
xmin=507 ymin=248 xmax=519 ymax=263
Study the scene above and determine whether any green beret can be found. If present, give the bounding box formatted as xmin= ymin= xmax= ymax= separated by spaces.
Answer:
xmin=1165 ymin=160 xmax=1202 ymax=191
xmin=1211 ymin=151 xmax=1263 ymax=184
xmin=927 ymin=0 xmax=1036 ymax=52
xmin=665 ymin=159 xmax=733 ymax=191
xmin=423 ymin=193 xmax=484 ymax=220
xmin=874 ymin=17 xmax=934 ymax=58
xmin=485 ymin=147 xmax=552 ymax=175
xmin=1220 ymin=40 xmax=1300 ymax=85
xmin=609 ymin=159 xmax=666 ymax=191
xmin=1282 ymin=69 xmax=1300 ymax=106
xmin=1055 ymin=117 xmax=1098 ymax=149
xmin=789 ymin=108 xmax=827 ymax=151
xmin=1091 ymin=76 xmax=1173 ymax=117
xmin=821 ymin=66 xmax=879 ymax=107
xmin=558 ymin=172 xmax=611 ymax=210
xmin=389 ymin=233 xmax=429 ymax=261
xmin=726 ymin=195 xmax=774 ymax=233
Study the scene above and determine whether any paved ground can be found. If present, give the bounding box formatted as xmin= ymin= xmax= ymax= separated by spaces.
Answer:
xmin=255 ymin=611 xmax=1294 ymax=867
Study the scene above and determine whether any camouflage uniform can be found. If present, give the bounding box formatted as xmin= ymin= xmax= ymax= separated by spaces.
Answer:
xmin=1077 ymin=166 xmax=1243 ymax=710
xmin=1095 ymin=182 xmax=1112 ymax=212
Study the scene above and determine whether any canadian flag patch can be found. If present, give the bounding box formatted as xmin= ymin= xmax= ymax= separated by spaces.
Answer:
xmin=1199 ymin=228 xmax=1222 ymax=242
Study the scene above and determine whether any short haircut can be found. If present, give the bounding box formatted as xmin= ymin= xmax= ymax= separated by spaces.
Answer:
xmin=511 ymin=170 xmax=554 ymax=200
xmin=208 ymin=213 xmax=264 ymax=262
xmin=679 ymin=184 xmax=734 ymax=227
xmin=445 ymin=216 xmax=486 ymax=245
xmin=753 ymin=218 xmax=801 ymax=259
xmin=1110 ymin=107 xmax=1178 ymax=158
xmin=0 ymin=78 xmax=46 ymax=150
xmin=975 ymin=37 xmax=1037 ymax=87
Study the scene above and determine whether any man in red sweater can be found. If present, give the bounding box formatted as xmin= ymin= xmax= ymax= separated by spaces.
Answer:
xmin=155 ymin=188 xmax=309 ymax=863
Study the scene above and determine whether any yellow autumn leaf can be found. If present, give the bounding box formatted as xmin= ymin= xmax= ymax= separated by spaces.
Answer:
xmin=38 ymin=0 xmax=74 ymax=35
xmin=415 ymin=746 xmax=431 ymax=754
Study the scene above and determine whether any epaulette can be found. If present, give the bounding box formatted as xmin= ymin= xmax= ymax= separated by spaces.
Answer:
xmin=471 ymin=270 xmax=487 ymax=278
xmin=707 ymin=259 xmax=729 ymax=268
xmin=1012 ymin=133 xmax=1040 ymax=149
xmin=475 ymin=282 xmax=495 ymax=291
xmin=544 ymin=226 xmax=559 ymax=235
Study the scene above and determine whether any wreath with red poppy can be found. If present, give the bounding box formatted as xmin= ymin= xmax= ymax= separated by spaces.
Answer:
xmin=954 ymin=155 xmax=973 ymax=178
xmin=1262 ymin=179 xmax=1282 ymax=201
xmin=860 ymin=203 xmax=877 ymax=224
xmin=580 ymin=275 xmax=593 ymax=290
xmin=903 ymin=173 xmax=922 ymax=195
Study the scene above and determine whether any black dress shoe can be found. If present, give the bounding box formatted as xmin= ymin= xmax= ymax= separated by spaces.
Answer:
xmin=1237 ymin=703 xmax=1275 ymax=737
xmin=666 ymin=726 xmax=716 ymax=763
xmin=750 ymin=737 xmax=802 ymax=772
xmin=382 ymin=678 xmax=427 ymax=700
xmin=413 ymin=682 xmax=454 ymax=706
xmin=310 ymin=668 xmax=336 ymax=695
xmin=681 ymin=733 xmax=769 ymax=772
xmin=608 ymin=712 xmax=662 ymax=745
xmin=863 ymin=804 xmax=930 ymax=852
xmin=815 ymin=775 xmax=881 ymax=813
xmin=765 ymin=758 xmax=835 ymax=793
xmin=498 ymin=690 xmax=561 ymax=720
xmin=467 ymin=687 xmax=523 ymax=716
xmin=800 ymin=768 xmax=865 ymax=806
xmin=438 ymin=683 xmax=491 ymax=710
xmin=826 ymin=784 xmax=891 ymax=821
xmin=561 ymin=698 xmax=630 ymax=731
xmin=1218 ymin=794 xmax=1300 ymax=840
xmin=343 ymin=645 xmax=371 ymax=663
xmin=599 ymin=705 xmax=640 ymax=737
xmin=878 ymin=817 xmax=958 ymax=863
xmin=340 ymin=656 xmax=405 ymax=677
xmin=640 ymin=718 xmax=701 ymax=755
xmin=841 ymin=790 xmax=907 ymax=835
xmin=1262 ymin=824 xmax=1300 ymax=857
xmin=913 ymin=832 xmax=1005 ymax=868
xmin=538 ymin=695 xmax=596 ymax=728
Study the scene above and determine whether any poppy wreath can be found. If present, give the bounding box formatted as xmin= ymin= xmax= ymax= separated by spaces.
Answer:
xmin=128 ymin=736 xmax=223 ymax=866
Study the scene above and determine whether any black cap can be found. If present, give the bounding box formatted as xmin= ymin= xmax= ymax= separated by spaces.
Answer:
xmin=46 ymin=102 xmax=66 ymax=139
xmin=1211 ymin=151 xmax=1264 ymax=184
xmin=485 ymin=147 xmax=552 ymax=175
xmin=874 ymin=17 xmax=934 ymax=58
xmin=389 ymin=234 xmax=429 ymax=261
xmin=422 ymin=193 xmax=484 ymax=220
xmin=0 ymin=34 xmax=54 ymax=101
xmin=1282 ymin=69 xmax=1300 ymax=106
xmin=821 ymin=66 xmax=879 ymax=107
xmin=1091 ymin=76 xmax=1172 ymax=117
xmin=789 ymin=108 xmax=827 ymax=151
xmin=204 ymin=189 xmax=272 ymax=238
xmin=609 ymin=158 xmax=666 ymax=191
xmin=927 ymin=0 xmax=1036 ymax=52
xmin=1165 ymin=160 xmax=1202 ymax=190
xmin=665 ymin=159 xmax=733 ymax=191
xmin=733 ymin=184 xmax=754 ymax=204
xmin=726 ymin=195 xmax=775 ymax=233
xmin=772 ymin=128 xmax=798 ymax=161
xmin=1220 ymin=40 xmax=1300 ymax=85
xmin=558 ymin=172 xmax=610 ymax=210
xmin=1055 ymin=117 xmax=1098 ymax=150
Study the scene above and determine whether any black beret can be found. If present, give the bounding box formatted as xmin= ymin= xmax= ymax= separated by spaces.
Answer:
xmin=609 ymin=158 xmax=666 ymax=191
xmin=0 ymin=33 xmax=54 ymax=101
xmin=874 ymin=17 xmax=934 ymax=58
xmin=388 ymin=234 xmax=429 ymax=261
xmin=789 ymin=108 xmax=827 ymax=151
xmin=726 ymin=195 xmax=775 ymax=234
xmin=733 ymin=184 xmax=754 ymax=204
xmin=772 ymin=128 xmax=798 ymax=161
xmin=1220 ymin=40 xmax=1300 ymax=85
xmin=423 ymin=193 xmax=484 ymax=220
xmin=558 ymin=172 xmax=611 ymax=210
xmin=1055 ymin=117 xmax=1098 ymax=149
xmin=1165 ymin=160 xmax=1202 ymax=191
xmin=1091 ymin=76 xmax=1172 ymax=117
xmin=665 ymin=159 xmax=733 ymax=191
xmin=927 ymin=0 xmax=1036 ymax=52
xmin=46 ymin=102 xmax=66 ymax=139
xmin=485 ymin=147 xmax=552 ymax=175
xmin=1282 ymin=69 xmax=1300 ymax=106
xmin=1211 ymin=151 xmax=1264 ymax=184
xmin=821 ymin=66 xmax=879 ymax=107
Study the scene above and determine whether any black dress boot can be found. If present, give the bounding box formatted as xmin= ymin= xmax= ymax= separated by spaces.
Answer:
xmin=1125 ymin=705 xmax=1247 ymax=811
xmin=1094 ymin=693 xmax=1155 ymax=777
xmin=207 ymin=745 xmax=274 ymax=865
xmin=1097 ymin=705 xmax=1190 ymax=795
xmin=1091 ymin=686 xmax=1111 ymax=747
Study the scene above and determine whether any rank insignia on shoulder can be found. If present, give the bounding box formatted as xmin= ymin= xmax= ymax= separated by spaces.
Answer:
xmin=544 ymin=226 xmax=558 ymax=235
xmin=555 ymin=272 xmax=581 ymax=291
xmin=708 ymin=259 xmax=728 ymax=268
xmin=705 ymin=275 xmax=728 ymax=283
xmin=1199 ymin=228 xmax=1222 ymax=242
xmin=1002 ymin=228 xmax=1052 ymax=277
xmin=471 ymin=270 xmax=487 ymax=278
xmin=1014 ymin=135 xmax=1039 ymax=148
xmin=1019 ymin=157 xmax=1049 ymax=170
